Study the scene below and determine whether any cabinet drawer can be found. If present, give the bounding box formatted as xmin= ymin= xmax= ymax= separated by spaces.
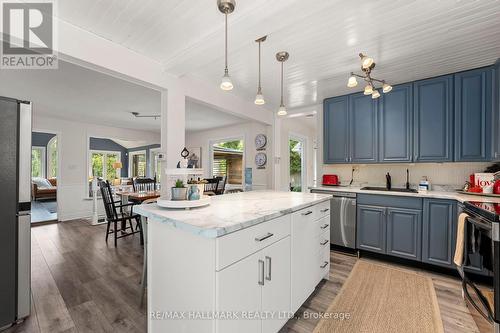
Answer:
xmin=314 ymin=200 xmax=331 ymax=220
xmin=315 ymin=215 xmax=330 ymax=235
xmin=317 ymin=227 xmax=330 ymax=252
xmin=216 ymin=215 xmax=291 ymax=271
xmin=317 ymin=248 xmax=330 ymax=281
xmin=357 ymin=193 xmax=422 ymax=210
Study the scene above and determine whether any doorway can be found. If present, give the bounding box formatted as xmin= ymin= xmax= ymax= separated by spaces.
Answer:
xmin=31 ymin=132 xmax=59 ymax=223
xmin=210 ymin=137 xmax=244 ymax=192
xmin=289 ymin=134 xmax=306 ymax=192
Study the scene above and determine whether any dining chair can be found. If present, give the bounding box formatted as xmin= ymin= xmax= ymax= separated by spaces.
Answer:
xmin=215 ymin=176 xmax=227 ymax=195
xmin=99 ymin=180 xmax=144 ymax=247
xmin=132 ymin=177 xmax=156 ymax=192
xmin=203 ymin=178 xmax=219 ymax=196
xmin=139 ymin=197 xmax=157 ymax=307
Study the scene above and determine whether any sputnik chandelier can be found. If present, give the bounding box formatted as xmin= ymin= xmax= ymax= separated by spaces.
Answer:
xmin=347 ymin=53 xmax=392 ymax=99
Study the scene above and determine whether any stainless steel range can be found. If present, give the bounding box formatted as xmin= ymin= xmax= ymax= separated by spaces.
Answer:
xmin=461 ymin=200 xmax=500 ymax=332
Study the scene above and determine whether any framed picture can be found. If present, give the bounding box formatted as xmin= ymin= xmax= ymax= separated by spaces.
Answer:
xmin=187 ymin=147 xmax=202 ymax=168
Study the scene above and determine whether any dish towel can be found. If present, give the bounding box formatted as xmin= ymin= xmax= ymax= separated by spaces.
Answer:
xmin=453 ymin=213 xmax=469 ymax=267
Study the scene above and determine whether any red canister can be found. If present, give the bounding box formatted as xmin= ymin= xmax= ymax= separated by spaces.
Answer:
xmin=494 ymin=179 xmax=500 ymax=194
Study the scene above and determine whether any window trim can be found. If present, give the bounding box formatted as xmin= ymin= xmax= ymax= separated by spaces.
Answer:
xmin=32 ymin=146 xmax=46 ymax=179
xmin=47 ymin=136 xmax=58 ymax=178
xmin=128 ymin=150 xmax=147 ymax=178
xmin=88 ymin=149 xmax=122 ymax=181
xmin=150 ymin=148 xmax=161 ymax=180
xmin=208 ymin=136 xmax=245 ymax=186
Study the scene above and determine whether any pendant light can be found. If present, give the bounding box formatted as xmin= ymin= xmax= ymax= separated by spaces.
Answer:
xmin=218 ymin=0 xmax=235 ymax=91
xmin=276 ymin=51 xmax=289 ymax=116
xmin=254 ymin=36 xmax=267 ymax=105
xmin=347 ymin=53 xmax=392 ymax=96
xmin=347 ymin=73 xmax=358 ymax=88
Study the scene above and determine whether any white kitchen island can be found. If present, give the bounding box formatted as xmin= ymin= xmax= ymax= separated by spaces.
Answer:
xmin=135 ymin=191 xmax=332 ymax=333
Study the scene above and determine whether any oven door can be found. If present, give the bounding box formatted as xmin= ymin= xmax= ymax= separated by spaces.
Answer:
xmin=461 ymin=212 xmax=496 ymax=324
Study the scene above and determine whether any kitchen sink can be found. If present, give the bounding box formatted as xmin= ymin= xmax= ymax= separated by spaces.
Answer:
xmin=361 ymin=186 xmax=418 ymax=193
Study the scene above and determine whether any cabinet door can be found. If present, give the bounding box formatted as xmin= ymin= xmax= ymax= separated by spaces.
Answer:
xmin=357 ymin=205 xmax=386 ymax=254
xmin=386 ymin=208 xmax=421 ymax=261
xmin=379 ymin=83 xmax=413 ymax=162
xmin=216 ymin=251 xmax=262 ymax=333
xmin=323 ymin=96 xmax=349 ymax=163
xmin=349 ymin=93 xmax=378 ymax=163
xmin=494 ymin=60 xmax=500 ymax=160
xmin=290 ymin=209 xmax=316 ymax=312
xmin=414 ymin=75 xmax=454 ymax=162
xmin=261 ymin=237 xmax=291 ymax=333
xmin=422 ymin=199 xmax=456 ymax=268
xmin=454 ymin=67 xmax=493 ymax=161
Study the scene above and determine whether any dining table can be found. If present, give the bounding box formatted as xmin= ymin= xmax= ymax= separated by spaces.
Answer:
xmin=114 ymin=190 xmax=161 ymax=203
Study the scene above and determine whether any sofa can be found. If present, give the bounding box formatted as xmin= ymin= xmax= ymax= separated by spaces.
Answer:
xmin=32 ymin=177 xmax=57 ymax=201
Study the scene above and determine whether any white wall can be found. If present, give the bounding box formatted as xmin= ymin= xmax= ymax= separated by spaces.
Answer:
xmin=33 ymin=115 xmax=161 ymax=221
xmin=279 ymin=117 xmax=316 ymax=192
xmin=185 ymin=122 xmax=272 ymax=190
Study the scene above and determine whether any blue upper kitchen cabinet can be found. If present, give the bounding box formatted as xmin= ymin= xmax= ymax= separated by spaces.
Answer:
xmin=349 ymin=92 xmax=378 ymax=163
xmin=454 ymin=67 xmax=492 ymax=162
xmin=493 ymin=59 xmax=500 ymax=161
xmin=413 ymin=75 xmax=454 ymax=162
xmin=379 ymin=83 xmax=413 ymax=162
xmin=323 ymin=96 xmax=349 ymax=163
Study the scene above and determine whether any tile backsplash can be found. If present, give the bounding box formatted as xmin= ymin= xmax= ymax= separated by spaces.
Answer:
xmin=321 ymin=162 xmax=493 ymax=189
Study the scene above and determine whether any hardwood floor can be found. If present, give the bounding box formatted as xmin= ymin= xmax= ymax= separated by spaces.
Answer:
xmin=5 ymin=220 xmax=493 ymax=333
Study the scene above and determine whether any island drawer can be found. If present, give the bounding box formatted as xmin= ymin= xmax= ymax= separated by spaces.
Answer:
xmin=314 ymin=215 xmax=330 ymax=235
xmin=314 ymin=200 xmax=331 ymax=220
xmin=216 ymin=214 xmax=291 ymax=271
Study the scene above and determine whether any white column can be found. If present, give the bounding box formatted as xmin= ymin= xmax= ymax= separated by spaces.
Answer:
xmin=160 ymin=88 xmax=186 ymax=197
xmin=272 ymin=114 xmax=282 ymax=191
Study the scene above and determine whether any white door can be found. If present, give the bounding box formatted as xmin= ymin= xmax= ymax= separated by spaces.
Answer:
xmin=261 ymin=236 xmax=291 ymax=333
xmin=216 ymin=250 xmax=262 ymax=333
xmin=290 ymin=210 xmax=316 ymax=312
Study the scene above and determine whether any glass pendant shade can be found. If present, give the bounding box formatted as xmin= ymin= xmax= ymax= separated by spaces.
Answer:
xmin=277 ymin=104 xmax=287 ymax=116
xmin=382 ymin=83 xmax=392 ymax=93
xmin=347 ymin=75 xmax=358 ymax=88
xmin=220 ymin=72 xmax=233 ymax=91
xmin=364 ymin=84 xmax=373 ymax=95
xmin=361 ymin=55 xmax=374 ymax=69
xmin=254 ymin=91 xmax=265 ymax=105
xmin=371 ymin=89 xmax=381 ymax=99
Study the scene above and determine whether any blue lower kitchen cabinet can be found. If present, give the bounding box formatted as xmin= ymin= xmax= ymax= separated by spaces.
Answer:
xmin=323 ymin=96 xmax=349 ymax=163
xmin=349 ymin=93 xmax=378 ymax=163
xmin=493 ymin=59 xmax=500 ymax=161
xmin=379 ymin=83 xmax=413 ymax=162
xmin=356 ymin=204 xmax=386 ymax=254
xmin=413 ymin=75 xmax=454 ymax=162
xmin=386 ymin=208 xmax=422 ymax=260
xmin=454 ymin=67 xmax=493 ymax=161
xmin=422 ymin=199 xmax=457 ymax=268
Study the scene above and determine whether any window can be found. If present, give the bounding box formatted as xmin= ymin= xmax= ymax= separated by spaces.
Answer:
xmin=129 ymin=151 xmax=146 ymax=178
xmin=47 ymin=136 xmax=58 ymax=178
xmin=89 ymin=151 xmax=121 ymax=182
xmin=150 ymin=149 xmax=162 ymax=182
xmin=31 ymin=146 xmax=46 ymax=178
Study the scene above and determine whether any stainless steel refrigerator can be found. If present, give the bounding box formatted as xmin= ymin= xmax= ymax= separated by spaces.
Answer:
xmin=0 ymin=97 xmax=31 ymax=329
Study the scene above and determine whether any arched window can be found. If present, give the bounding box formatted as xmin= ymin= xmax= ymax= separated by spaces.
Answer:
xmin=47 ymin=136 xmax=58 ymax=178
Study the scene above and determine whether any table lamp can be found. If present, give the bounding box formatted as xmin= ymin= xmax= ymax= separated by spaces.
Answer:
xmin=112 ymin=161 xmax=123 ymax=186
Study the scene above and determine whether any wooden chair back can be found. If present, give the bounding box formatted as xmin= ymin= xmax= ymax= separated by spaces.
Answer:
xmin=133 ymin=177 xmax=156 ymax=192
xmin=215 ymin=176 xmax=227 ymax=195
xmin=99 ymin=180 xmax=118 ymax=220
xmin=204 ymin=178 xmax=219 ymax=193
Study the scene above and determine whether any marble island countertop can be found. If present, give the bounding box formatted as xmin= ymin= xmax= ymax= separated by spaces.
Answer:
xmin=310 ymin=185 xmax=500 ymax=204
xmin=134 ymin=190 xmax=331 ymax=238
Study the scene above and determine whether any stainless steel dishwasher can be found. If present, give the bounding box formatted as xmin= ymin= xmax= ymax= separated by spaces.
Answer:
xmin=310 ymin=190 xmax=357 ymax=249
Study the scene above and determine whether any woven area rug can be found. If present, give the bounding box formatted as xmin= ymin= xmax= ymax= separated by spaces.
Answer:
xmin=313 ymin=260 xmax=444 ymax=333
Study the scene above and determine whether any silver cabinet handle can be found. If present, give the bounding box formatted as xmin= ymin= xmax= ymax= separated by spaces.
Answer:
xmin=320 ymin=239 xmax=329 ymax=246
xmin=258 ymin=259 xmax=264 ymax=285
xmin=265 ymin=256 xmax=271 ymax=281
xmin=255 ymin=232 xmax=274 ymax=242
xmin=320 ymin=208 xmax=330 ymax=213
xmin=301 ymin=210 xmax=313 ymax=216
xmin=320 ymin=261 xmax=328 ymax=268
xmin=320 ymin=223 xmax=329 ymax=229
